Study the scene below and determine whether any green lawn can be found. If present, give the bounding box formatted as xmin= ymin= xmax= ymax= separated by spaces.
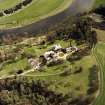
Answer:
xmin=0 ymin=0 xmax=21 ymax=11
xmin=93 ymin=43 xmax=105 ymax=105
xmin=0 ymin=58 xmax=28 ymax=76
xmin=0 ymin=0 xmax=73 ymax=29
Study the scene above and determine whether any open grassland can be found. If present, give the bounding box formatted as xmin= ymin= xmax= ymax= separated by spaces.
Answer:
xmin=0 ymin=58 xmax=28 ymax=76
xmin=0 ymin=0 xmax=21 ymax=11
xmin=0 ymin=0 xmax=73 ymax=28
xmin=93 ymin=43 xmax=105 ymax=105
xmin=94 ymin=0 xmax=105 ymax=8
xmin=94 ymin=29 xmax=105 ymax=42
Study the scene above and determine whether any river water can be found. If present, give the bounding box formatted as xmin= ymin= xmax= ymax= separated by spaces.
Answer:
xmin=0 ymin=0 xmax=95 ymax=36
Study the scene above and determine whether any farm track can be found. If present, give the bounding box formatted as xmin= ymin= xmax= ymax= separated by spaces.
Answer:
xmin=92 ymin=43 xmax=104 ymax=105
xmin=0 ymin=68 xmax=65 ymax=80
xmin=0 ymin=0 xmax=95 ymax=36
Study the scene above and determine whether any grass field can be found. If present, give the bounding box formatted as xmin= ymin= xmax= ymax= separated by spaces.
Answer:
xmin=94 ymin=29 xmax=105 ymax=42
xmin=94 ymin=0 xmax=105 ymax=8
xmin=27 ymin=55 xmax=96 ymax=95
xmin=0 ymin=58 xmax=28 ymax=76
xmin=0 ymin=0 xmax=21 ymax=11
xmin=93 ymin=43 xmax=105 ymax=105
xmin=0 ymin=0 xmax=73 ymax=28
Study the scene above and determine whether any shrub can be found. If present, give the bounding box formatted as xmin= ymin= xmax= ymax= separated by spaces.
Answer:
xmin=23 ymin=0 xmax=32 ymax=6
xmin=16 ymin=70 xmax=23 ymax=74
xmin=47 ymin=59 xmax=63 ymax=67
xmin=87 ymin=65 xmax=99 ymax=94
xmin=66 ymin=52 xmax=81 ymax=62
xmin=0 ymin=12 xmax=4 ymax=17
xmin=74 ymin=67 xmax=83 ymax=74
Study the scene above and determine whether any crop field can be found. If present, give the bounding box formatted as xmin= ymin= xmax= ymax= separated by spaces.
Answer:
xmin=93 ymin=43 xmax=105 ymax=105
xmin=0 ymin=0 xmax=73 ymax=28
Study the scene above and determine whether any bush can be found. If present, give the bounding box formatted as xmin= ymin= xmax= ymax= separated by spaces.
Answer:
xmin=4 ymin=8 xmax=13 ymax=14
xmin=66 ymin=52 xmax=81 ymax=62
xmin=47 ymin=59 xmax=63 ymax=67
xmin=16 ymin=70 xmax=23 ymax=74
xmin=23 ymin=0 xmax=32 ymax=6
xmin=0 ymin=12 xmax=4 ymax=17
xmin=14 ymin=3 xmax=22 ymax=11
xmin=74 ymin=67 xmax=83 ymax=74
xmin=3 ymin=0 xmax=32 ymax=15
xmin=87 ymin=65 xmax=99 ymax=94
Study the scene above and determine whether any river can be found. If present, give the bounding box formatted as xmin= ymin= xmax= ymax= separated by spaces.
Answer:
xmin=0 ymin=0 xmax=95 ymax=37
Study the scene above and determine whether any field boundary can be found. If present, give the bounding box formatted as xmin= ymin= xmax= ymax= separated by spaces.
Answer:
xmin=92 ymin=43 xmax=104 ymax=105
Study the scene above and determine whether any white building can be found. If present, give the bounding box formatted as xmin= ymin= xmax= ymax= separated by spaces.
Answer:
xmin=28 ymin=58 xmax=41 ymax=70
xmin=44 ymin=51 xmax=57 ymax=61
xmin=66 ymin=46 xmax=78 ymax=52
xmin=52 ymin=44 xmax=62 ymax=51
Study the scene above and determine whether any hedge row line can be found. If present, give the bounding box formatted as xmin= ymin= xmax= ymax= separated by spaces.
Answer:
xmin=0 ymin=0 xmax=32 ymax=17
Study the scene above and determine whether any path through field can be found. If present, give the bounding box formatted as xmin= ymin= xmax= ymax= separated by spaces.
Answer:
xmin=0 ymin=68 xmax=66 ymax=80
xmin=93 ymin=43 xmax=105 ymax=105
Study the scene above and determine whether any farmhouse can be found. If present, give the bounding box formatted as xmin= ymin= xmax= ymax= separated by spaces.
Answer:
xmin=66 ymin=46 xmax=78 ymax=52
xmin=28 ymin=44 xmax=78 ymax=70
xmin=28 ymin=58 xmax=41 ymax=70
xmin=44 ymin=51 xmax=58 ymax=62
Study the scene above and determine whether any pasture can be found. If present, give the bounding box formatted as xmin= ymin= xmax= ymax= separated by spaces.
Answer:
xmin=0 ymin=0 xmax=21 ymax=11
xmin=93 ymin=43 xmax=105 ymax=105
xmin=0 ymin=0 xmax=73 ymax=28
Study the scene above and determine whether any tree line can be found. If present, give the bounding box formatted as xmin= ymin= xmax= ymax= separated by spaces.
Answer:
xmin=46 ymin=17 xmax=97 ymax=48
xmin=0 ymin=77 xmax=95 ymax=105
xmin=0 ymin=0 xmax=32 ymax=17
xmin=0 ymin=16 xmax=97 ymax=47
